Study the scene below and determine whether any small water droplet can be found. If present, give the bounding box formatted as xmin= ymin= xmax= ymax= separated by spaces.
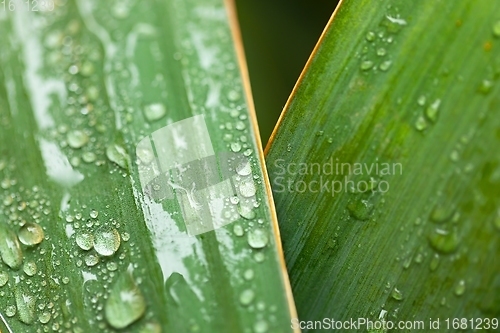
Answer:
xmin=238 ymin=205 xmax=256 ymax=220
xmin=5 ymin=305 xmax=16 ymax=317
xmin=82 ymin=151 xmax=97 ymax=163
xmin=430 ymin=203 xmax=455 ymax=223
xmin=107 ymin=262 xmax=118 ymax=271
xmin=360 ymin=60 xmax=374 ymax=71
xmin=39 ymin=312 xmax=51 ymax=324
xmin=243 ymin=269 xmax=254 ymax=280
xmin=391 ymin=287 xmax=404 ymax=301
xmin=425 ymin=99 xmax=441 ymax=122
xmin=18 ymin=222 xmax=44 ymax=246
xmin=493 ymin=21 xmax=500 ymax=37
xmin=85 ymin=254 xmax=99 ymax=267
xmin=227 ymin=90 xmax=240 ymax=101
xmin=94 ymin=227 xmax=121 ymax=257
xmin=67 ymin=131 xmax=89 ymax=151
xmin=233 ymin=224 xmax=244 ymax=237
xmin=143 ymin=103 xmax=166 ymax=122
xmin=417 ymin=95 xmax=426 ymax=106
xmin=415 ymin=116 xmax=428 ymax=131
xmin=347 ymin=199 xmax=374 ymax=221
xmin=450 ymin=150 xmax=459 ymax=162
xmin=0 ymin=225 xmax=23 ymax=270
xmin=76 ymin=233 xmax=94 ymax=251
xmin=254 ymin=252 xmax=265 ymax=262
xmin=454 ymin=279 xmax=466 ymax=296
xmin=379 ymin=60 xmax=392 ymax=71
xmin=430 ymin=253 xmax=440 ymax=271
xmin=428 ymin=228 xmax=460 ymax=254
xmin=247 ymin=229 xmax=269 ymax=249
xmin=90 ymin=210 xmax=99 ymax=219
xmin=478 ymin=79 xmax=493 ymax=95
xmin=23 ymin=261 xmax=37 ymax=276
xmin=105 ymin=272 xmax=146 ymax=329
xmin=0 ymin=271 xmax=9 ymax=287
xmin=366 ymin=31 xmax=376 ymax=42
xmin=376 ymin=48 xmax=386 ymax=56
xmin=235 ymin=121 xmax=246 ymax=130
xmin=230 ymin=142 xmax=242 ymax=152
xmin=254 ymin=320 xmax=268 ymax=333
xmin=106 ymin=144 xmax=129 ymax=169
xmin=239 ymin=289 xmax=255 ymax=306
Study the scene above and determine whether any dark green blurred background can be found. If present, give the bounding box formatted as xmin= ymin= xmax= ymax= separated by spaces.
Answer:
xmin=235 ymin=0 xmax=338 ymax=146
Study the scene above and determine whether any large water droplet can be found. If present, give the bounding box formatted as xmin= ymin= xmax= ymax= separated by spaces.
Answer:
xmin=38 ymin=312 xmax=51 ymax=324
xmin=105 ymin=272 xmax=146 ymax=329
xmin=67 ymin=130 xmax=89 ymax=149
xmin=239 ymin=289 xmax=255 ymax=306
xmin=143 ymin=103 xmax=166 ymax=122
xmin=15 ymin=288 xmax=36 ymax=324
xmin=106 ymin=144 xmax=129 ymax=169
xmin=18 ymin=223 xmax=44 ymax=246
xmin=247 ymin=229 xmax=269 ymax=249
xmin=0 ymin=225 xmax=23 ymax=270
xmin=428 ymin=228 xmax=460 ymax=254
xmin=94 ymin=227 xmax=121 ymax=257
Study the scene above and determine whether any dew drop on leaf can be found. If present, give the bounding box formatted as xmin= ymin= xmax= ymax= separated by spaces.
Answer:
xmin=94 ymin=227 xmax=121 ymax=257
xmin=18 ymin=222 xmax=44 ymax=246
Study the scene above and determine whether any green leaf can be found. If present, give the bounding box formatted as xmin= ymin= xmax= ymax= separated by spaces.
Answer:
xmin=266 ymin=0 xmax=500 ymax=330
xmin=0 ymin=0 xmax=297 ymax=332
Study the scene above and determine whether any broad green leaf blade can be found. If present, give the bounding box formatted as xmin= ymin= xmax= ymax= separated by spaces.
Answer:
xmin=266 ymin=0 xmax=500 ymax=330
xmin=0 ymin=0 xmax=297 ymax=332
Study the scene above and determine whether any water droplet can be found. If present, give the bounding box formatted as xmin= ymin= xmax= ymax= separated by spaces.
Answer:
xmin=254 ymin=320 xmax=269 ymax=333
xmin=233 ymin=224 xmax=244 ymax=237
xmin=106 ymin=144 xmax=129 ymax=169
xmin=94 ymin=227 xmax=121 ymax=256
xmin=239 ymin=180 xmax=256 ymax=197
xmin=414 ymin=116 xmax=428 ymax=131
xmin=360 ymin=60 xmax=374 ymax=71
xmin=379 ymin=60 xmax=392 ymax=71
xmin=430 ymin=203 xmax=455 ymax=223
xmin=254 ymin=252 xmax=265 ymax=262
xmin=122 ymin=232 xmax=131 ymax=242
xmin=85 ymin=254 xmax=99 ymax=267
xmin=238 ymin=205 xmax=256 ymax=220
xmin=228 ymin=90 xmax=240 ymax=101
xmin=15 ymin=289 xmax=36 ymax=324
xmin=376 ymin=48 xmax=386 ymax=56
xmin=478 ymin=79 xmax=493 ymax=94
xmin=90 ymin=210 xmax=99 ymax=219
xmin=366 ymin=31 xmax=376 ymax=41
xmin=247 ymin=229 xmax=269 ymax=249
xmin=235 ymin=121 xmax=246 ymax=130
xmin=429 ymin=253 xmax=440 ymax=271
xmin=23 ymin=261 xmax=37 ymax=276
xmin=67 ymin=130 xmax=89 ymax=149
xmin=425 ymin=99 xmax=441 ymax=122
xmin=230 ymin=142 xmax=242 ymax=152
xmin=347 ymin=199 xmax=374 ymax=221
xmin=493 ymin=21 xmax=500 ymax=37
xmin=243 ymin=269 xmax=254 ymax=280
xmin=239 ymin=289 xmax=255 ymax=306
xmin=0 ymin=225 xmax=23 ymax=270
xmin=140 ymin=322 xmax=162 ymax=333
xmin=143 ymin=103 xmax=166 ymax=122
xmin=428 ymin=228 xmax=460 ymax=254
xmin=39 ymin=312 xmax=51 ymax=324
xmin=0 ymin=271 xmax=8 ymax=287
xmin=236 ymin=161 xmax=252 ymax=176
xmin=82 ymin=151 xmax=97 ymax=163
xmin=76 ymin=233 xmax=94 ymax=251
xmin=106 ymin=262 xmax=118 ymax=271
xmin=450 ymin=150 xmax=459 ymax=162
xmin=18 ymin=222 xmax=44 ymax=246
xmin=5 ymin=305 xmax=16 ymax=317
xmin=105 ymin=272 xmax=146 ymax=329
xmin=417 ymin=95 xmax=426 ymax=106
xmin=391 ymin=287 xmax=404 ymax=301
xmin=454 ymin=279 xmax=466 ymax=296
